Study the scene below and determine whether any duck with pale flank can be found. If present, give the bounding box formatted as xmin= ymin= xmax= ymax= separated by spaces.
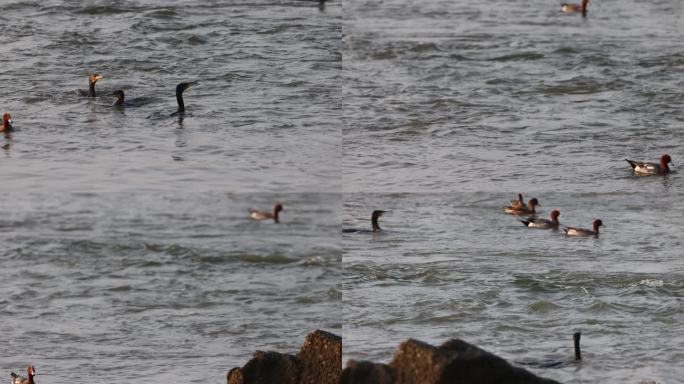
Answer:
xmin=564 ymin=219 xmax=603 ymax=237
xmin=249 ymin=203 xmax=283 ymax=223
xmin=561 ymin=0 xmax=588 ymax=13
xmin=343 ymin=210 xmax=385 ymax=233
xmin=504 ymin=198 xmax=540 ymax=215
xmin=10 ymin=365 xmax=36 ymax=384
xmin=625 ymin=154 xmax=672 ymax=175
xmin=521 ymin=209 xmax=560 ymax=229
xmin=509 ymin=193 xmax=525 ymax=209
xmin=1 ymin=112 xmax=13 ymax=133
xmin=77 ymin=73 xmax=103 ymax=97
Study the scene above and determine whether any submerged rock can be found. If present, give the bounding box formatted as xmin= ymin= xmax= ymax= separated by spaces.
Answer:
xmin=227 ymin=329 xmax=341 ymax=384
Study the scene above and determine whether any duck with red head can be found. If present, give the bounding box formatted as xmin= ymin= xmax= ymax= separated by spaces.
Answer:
xmin=625 ymin=154 xmax=673 ymax=175
xmin=249 ymin=203 xmax=284 ymax=223
xmin=77 ymin=73 xmax=103 ymax=97
xmin=521 ymin=209 xmax=560 ymax=229
xmin=561 ymin=0 xmax=589 ymax=13
xmin=10 ymin=365 xmax=36 ymax=384
xmin=1 ymin=113 xmax=13 ymax=133
xmin=564 ymin=219 xmax=603 ymax=237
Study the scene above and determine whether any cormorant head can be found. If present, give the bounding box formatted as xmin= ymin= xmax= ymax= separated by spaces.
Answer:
xmin=176 ymin=81 xmax=199 ymax=95
xmin=371 ymin=210 xmax=386 ymax=220
xmin=89 ymin=73 xmax=103 ymax=84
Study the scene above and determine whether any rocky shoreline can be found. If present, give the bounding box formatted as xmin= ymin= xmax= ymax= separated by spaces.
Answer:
xmin=227 ymin=330 xmax=560 ymax=384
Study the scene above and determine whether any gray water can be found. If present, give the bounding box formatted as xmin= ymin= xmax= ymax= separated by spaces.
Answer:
xmin=342 ymin=0 xmax=684 ymax=382
xmin=3 ymin=0 xmax=684 ymax=383
xmin=1 ymin=1 xmax=341 ymax=383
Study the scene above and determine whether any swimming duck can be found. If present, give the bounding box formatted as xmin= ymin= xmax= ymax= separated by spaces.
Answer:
xmin=521 ymin=209 xmax=560 ymax=229
xmin=561 ymin=0 xmax=588 ymax=13
xmin=10 ymin=365 xmax=36 ymax=384
xmin=504 ymin=198 xmax=540 ymax=215
xmin=625 ymin=154 xmax=672 ymax=175
xmin=1 ymin=112 xmax=12 ymax=132
xmin=509 ymin=193 xmax=525 ymax=209
xmin=249 ymin=203 xmax=283 ymax=223
xmin=343 ymin=210 xmax=385 ymax=233
xmin=77 ymin=73 xmax=103 ymax=97
xmin=564 ymin=219 xmax=603 ymax=237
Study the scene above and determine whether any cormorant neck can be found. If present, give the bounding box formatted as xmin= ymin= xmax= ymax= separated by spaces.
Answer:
xmin=371 ymin=217 xmax=381 ymax=232
xmin=89 ymin=81 xmax=96 ymax=97
xmin=176 ymin=90 xmax=185 ymax=113
xmin=574 ymin=334 xmax=582 ymax=361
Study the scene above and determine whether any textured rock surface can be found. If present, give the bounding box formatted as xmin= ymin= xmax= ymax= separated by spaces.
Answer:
xmin=342 ymin=338 xmax=561 ymax=384
xmin=227 ymin=329 xmax=341 ymax=384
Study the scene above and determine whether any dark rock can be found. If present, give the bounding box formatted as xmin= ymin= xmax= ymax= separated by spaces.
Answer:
xmin=341 ymin=360 xmax=394 ymax=384
xmin=298 ymin=329 xmax=342 ymax=384
xmin=227 ymin=350 xmax=300 ymax=384
xmin=226 ymin=329 xmax=341 ymax=384
xmin=389 ymin=338 xmax=561 ymax=384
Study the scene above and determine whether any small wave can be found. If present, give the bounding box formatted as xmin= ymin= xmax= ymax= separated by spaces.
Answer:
xmin=489 ymin=52 xmax=544 ymax=62
xmin=528 ymin=300 xmax=560 ymax=313
xmin=638 ymin=279 xmax=664 ymax=288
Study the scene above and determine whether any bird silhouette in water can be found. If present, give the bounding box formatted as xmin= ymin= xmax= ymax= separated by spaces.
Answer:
xmin=516 ymin=332 xmax=582 ymax=368
xmin=342 ymin=210 xmax=386 ymax=233
xmin=77 ymin=73 xmax=103 ymax=97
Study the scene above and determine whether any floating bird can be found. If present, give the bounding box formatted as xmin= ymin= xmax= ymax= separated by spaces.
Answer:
xmin=564 ymin=219 xmax=603 ymax=237
xmin=77 ymin=73 xmax=103 ymax=97
xmin=509 ymin=193 xmax=525 ymax=209
xmin=625 ymin=154 xmax=673 ymax=175
xmin=171 ymin=81 xmax=198 ymax=116
xmin=10 ymin=365 xmax=36 ymax=384
xmin=561 ymin=0 xmax=589 ymax=13
xmin=521 ymin=209 xmax=560 ymax=229
xmin=504 ymin=198 xmax=540 ymax=216
xmin=517 ymin=332 xmax=582 ymax=368
xmin=1 ymin=112 xmax=13 ymax=132
xmin=249 ymin=203 xmax=284 ymax=223
xmin=343 ymin=210 xmax=386 ymax=233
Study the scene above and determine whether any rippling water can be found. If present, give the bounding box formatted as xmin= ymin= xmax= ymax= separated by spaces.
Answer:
xmin=1 ymin=0 xmax=341 ymax=193
xmin=3 ymin=0 xmax=684 ymax=382
xmin=343 ymin=192 xmax=684 ymax=382
xmin=343 ymin=0 xmax=684 ymax=382
xmin=1 ymin=1 xmax=341 ymax=383
xmin=0 ymin=191 xmax=341 ymax=383
xmin=343 ymin=0 xmax=683 ymax=193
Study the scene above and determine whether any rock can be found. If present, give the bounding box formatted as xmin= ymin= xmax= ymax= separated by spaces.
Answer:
xmin=341 ymin=338 xmax=561 ymax=384
xmin=341 ymin=360 xmax=393 ymax=384
xmin=227 ymin=329 xmax=341 ymax=384
xmin=298 ymin=329 xmax=342 ymax=384
xmin=226 ymin=351 xmax=300 ymax=384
